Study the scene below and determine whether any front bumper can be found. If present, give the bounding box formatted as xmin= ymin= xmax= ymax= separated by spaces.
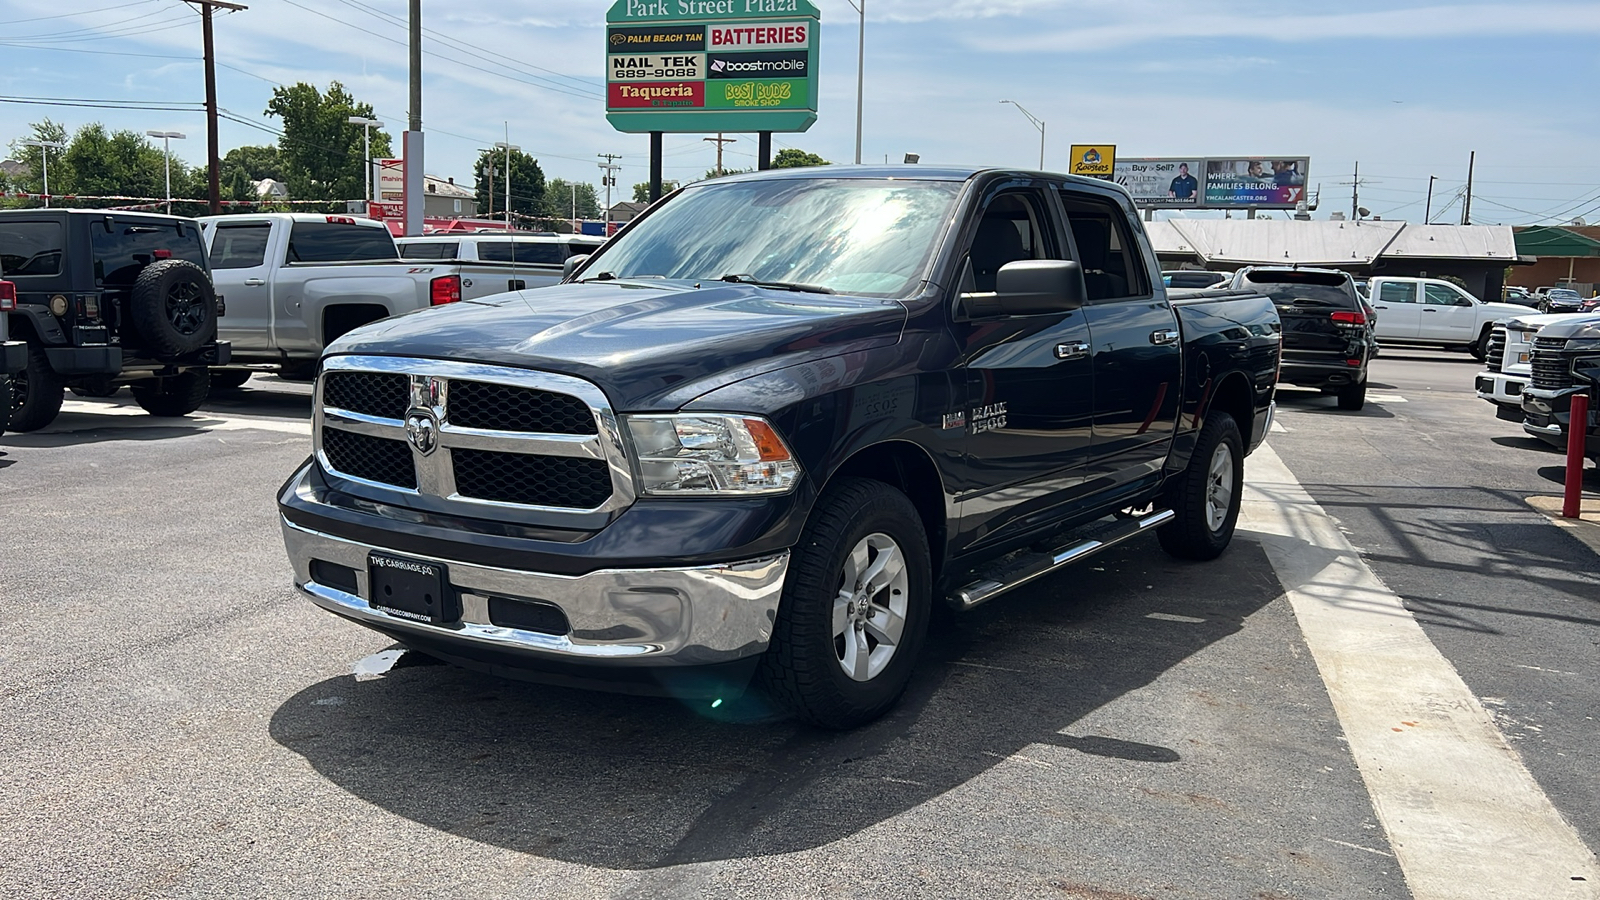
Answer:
xmin=284 ymin=514 xmax=788 ymax=667
xmin=1522 ymin=387 xmax=1600 ymax=454
xmin=1475 ymin=370 xmax=1529 ymax=421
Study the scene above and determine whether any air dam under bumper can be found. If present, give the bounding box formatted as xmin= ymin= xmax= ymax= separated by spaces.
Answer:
xmin=282 ymin=517 xmax=789 ymax=687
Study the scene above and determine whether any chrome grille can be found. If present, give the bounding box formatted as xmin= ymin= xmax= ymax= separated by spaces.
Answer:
xmin=322 ymin=428 xmax=417 ymax=489
xmin=314 ymin=357 xmax=634 ymax=521
xmin=1484 ymin=327 xmax=1506 ymax=373
xmin=323 ymin=372 xmax=409 ymax=419
xmin=447 ymin=380 xmax=596 ymax=435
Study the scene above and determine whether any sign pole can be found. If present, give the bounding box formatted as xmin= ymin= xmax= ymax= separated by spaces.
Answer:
xmin=649 ymin=132 xmax=663 ymax=203
xmin=759 ymin=132 xmax=772 ymax=170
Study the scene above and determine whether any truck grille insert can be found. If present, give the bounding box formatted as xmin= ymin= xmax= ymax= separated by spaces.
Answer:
xmin=452 ymin=449 xmax=612 ymax=509
xmin=1484 ymin=328 xmax=1506 ymax=374
xmin=447 ymin=380 xmax=597 ymax=435
xmin=322 ymin=427 xmax=417 ymax=489
xmin=323 ymin=372 xmax=409 ymax=419
xmin=1531 ymin=351 xmax=1575 ymax=391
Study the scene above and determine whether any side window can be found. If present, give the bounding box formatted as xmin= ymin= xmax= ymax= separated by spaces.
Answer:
xmin=1424 ymin=284 xmax=1470 ymax=307
xmin=512 ymin=243 xmax=565 ymax=265
xmin=0 ymin=221 xmax=64 ymax=276
xmin=208 ymin=224 xmax=271 ymax=269
xmin=477 ymin=242 xmax=514 ymax=263
xmin=964 ymin=190 xmax=1052 ymax=293
xmin=397 ymin=242 xmax=458 ymax=260
xmin=1058 ymin=190 xmax=1150 ymax=301
xmin=1378 ymin=282 xmax=1416 ymax=304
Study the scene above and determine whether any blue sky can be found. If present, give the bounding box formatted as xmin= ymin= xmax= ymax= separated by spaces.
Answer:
xmin=2 ymin=0 xmax=1598 ymax=223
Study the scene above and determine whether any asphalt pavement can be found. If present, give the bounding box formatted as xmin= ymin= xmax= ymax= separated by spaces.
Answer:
xmin=0 ymin=360 xmax=1594 ymax=899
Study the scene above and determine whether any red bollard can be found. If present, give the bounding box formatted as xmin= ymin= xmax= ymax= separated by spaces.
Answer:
xmin=1564 ymin=391 xmax=1591 ymax=519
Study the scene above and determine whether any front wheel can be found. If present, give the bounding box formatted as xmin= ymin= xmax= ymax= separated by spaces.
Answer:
xmin=758 ymin=478 xmax=931 ymax=729
xmin=1158 ymin=413 xmax=1245 ymax=561
xmin=130 ymin=370 xmax=210 ymax=417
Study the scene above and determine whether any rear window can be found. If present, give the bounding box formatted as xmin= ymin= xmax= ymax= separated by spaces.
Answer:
xmin=286 ymin=222 xmax=397 ymax=263
xmin=92 ymin=218 xmax=208 ymax=286
xmin=1242 ymin=270 xmax=1359 ymax=308
xmin=1166 ymin=271 xmax=1224 ymax=288
xmin=208 ymin=223 xmax=271 ymax=269
xmin=0 ymin=221 xmax=64 ymax=276
xmin=397 ymin=241 xmax=459 ymax=260
xmin=478 ymin=242 xmax=566 ymax=265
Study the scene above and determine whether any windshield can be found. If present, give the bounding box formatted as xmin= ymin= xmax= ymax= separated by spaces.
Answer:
xmin=582 ymin=177 xmax=962 ymax=296
xmin=1550 ymin=289 xmax=1580 ymax=299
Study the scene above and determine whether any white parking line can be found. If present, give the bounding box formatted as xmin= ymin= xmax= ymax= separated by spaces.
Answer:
xmin=1241 ymin=445 xmax=1600 ymax=899
xmin=1367 ymin=393 xmax=1408 ymax=403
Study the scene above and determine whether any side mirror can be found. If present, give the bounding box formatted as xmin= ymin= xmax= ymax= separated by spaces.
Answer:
xmin=563 ymin=254 xmax=591 ymax=281
xmin=963 ymin=260 xmax=1086 ymax=317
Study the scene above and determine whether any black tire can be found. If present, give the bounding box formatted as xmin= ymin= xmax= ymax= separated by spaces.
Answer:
xmin=129 ymin=259 xmax=218 ymax=357
xmin=130 ymin=370 xmax=210 ymax=417
xmin=9 ymin=340 xmax=64 ymax=432
xmin=276 ymin=360 xmax=318 ymax=383
xmin=1469 ymin=328 xmax=1491 ymax=362
xmin=1158 ymin=413 xmax=1245 ymax=561
xmin=210 ymin=369 xmax=253 ymax=390
xmin=1337 ymin=380 xmax=1367 ymax=411
xmin=0 ymin=376 xmax=10 ymax=436
xmin=758 ymin=478 xmax=932 ymax=729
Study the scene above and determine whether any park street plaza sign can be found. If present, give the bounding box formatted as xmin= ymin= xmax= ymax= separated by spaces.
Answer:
xmin=605 ymin=0 xmax=820 ymax=134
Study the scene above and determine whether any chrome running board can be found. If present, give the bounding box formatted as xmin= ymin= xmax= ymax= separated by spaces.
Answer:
xmin=948 ymin=508 xmax=1176 ymax=611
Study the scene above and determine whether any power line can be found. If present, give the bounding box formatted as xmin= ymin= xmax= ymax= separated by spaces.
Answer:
xmin=0 ymin=93 xmax=205 ymax=111
xmin=0 ymin=43 xmax=202 ymax=60
xmin=0 ymin=0 xmax=163 ymax=27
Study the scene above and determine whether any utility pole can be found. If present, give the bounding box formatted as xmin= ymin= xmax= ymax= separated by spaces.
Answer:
xmin=704 ymin=134 xmax=736 ymax=176
xmin=184 ymin=0 xmax=245 ymax=215
xmin=403 ymin=0 xmax=423 ymax=236
xmin=495 ymin=128 xmax=519 ymax=230
xmin=597 ymin=153 xmax=622 ymax=229
xmin=1424 ymin=174 xmax=1436 ymax=224
xmin=1351 ymin=161 xmax=1359 ymax=221
xmin=1462 ymin=151 xmax=1476 ymax=226
xmin=844 ymin=0 xmax=865 ymax=164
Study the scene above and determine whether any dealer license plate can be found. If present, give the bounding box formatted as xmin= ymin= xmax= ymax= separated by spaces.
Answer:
xmin=368 ymin=552 xmax=456 ymax=624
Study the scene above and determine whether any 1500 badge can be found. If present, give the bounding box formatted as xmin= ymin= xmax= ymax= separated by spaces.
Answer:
xmin=970 ymin=402 xmax=1007 ymax=434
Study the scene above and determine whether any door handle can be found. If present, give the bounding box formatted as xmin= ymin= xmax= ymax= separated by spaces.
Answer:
xmin=1373 ymin=305 xmax=1388 ymax=310
xmin=1055 ymin=341 xmax=1089 ymax=360
xmin=1149 ymin=329 xmax=1180 ymax=345
xmin=244 ymin=278 xmax=265 ymax=286
xmin=1422 ymin=308 xmax=1438 ymax=313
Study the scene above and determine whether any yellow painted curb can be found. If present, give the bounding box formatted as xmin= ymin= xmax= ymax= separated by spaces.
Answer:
xmin=1526 ymin=495 xmax=1600 ymax=557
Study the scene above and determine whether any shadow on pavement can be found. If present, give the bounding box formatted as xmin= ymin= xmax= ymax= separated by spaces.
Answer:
xmin=1274 ymin=390 xmax=1398 ymax=419
xmin=1492 ymin=435 xmax=1563 ymax=454
xmin=269 ymin=538 xmax=1283 ymax=869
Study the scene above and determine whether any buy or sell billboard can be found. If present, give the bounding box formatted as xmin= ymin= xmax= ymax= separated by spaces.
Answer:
xmin=1113 ymin=157 xmax=1310 ymax=209
xmin=605 ymin=1 xmax=820 ymax=134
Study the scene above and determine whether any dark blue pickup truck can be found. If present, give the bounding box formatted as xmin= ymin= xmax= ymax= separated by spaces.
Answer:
xmin=278 ymin=167 xmax=1281 ymax=728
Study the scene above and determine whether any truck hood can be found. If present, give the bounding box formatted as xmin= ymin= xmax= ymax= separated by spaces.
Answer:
xmin=326 ymin=279 xmax=908 ymax=410
xmin=1504 ymin=312 xmax=1583 ymax=331
xmin=1533 ymin=313 xmax=1600 ymax=341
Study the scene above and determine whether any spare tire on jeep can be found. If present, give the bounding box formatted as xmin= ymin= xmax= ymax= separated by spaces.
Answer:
xmin=130 ymin=259 xmax=217 ymax=357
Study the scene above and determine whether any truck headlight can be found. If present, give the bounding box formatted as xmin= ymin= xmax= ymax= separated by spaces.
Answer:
xmin=625 ymin=414 xmax=801 ymax=496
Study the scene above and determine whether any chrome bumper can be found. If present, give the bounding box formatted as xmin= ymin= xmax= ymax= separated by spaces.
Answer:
xmin=281 ymin=517 xmax=788 ymax=667
xmin=1524 ymin=421 xmax=1564 ymax=439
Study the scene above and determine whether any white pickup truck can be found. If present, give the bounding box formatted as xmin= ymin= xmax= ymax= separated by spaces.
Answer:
xmin=1367 ymin=276 xmax=1529 ymax=360
xmin=199 ymin=213 xmax=552 ymax=381
xmin=396 ymin=233 xmax=604 ymax=293
xmin=1474 ymin=312 xmax=1586 ymax=420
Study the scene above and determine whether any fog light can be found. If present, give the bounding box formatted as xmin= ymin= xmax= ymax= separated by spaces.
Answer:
xmin=49 ymin=294 xmax=69 ymax=317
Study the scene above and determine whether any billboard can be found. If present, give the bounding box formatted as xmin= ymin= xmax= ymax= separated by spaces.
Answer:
xmin=1114 ymin=158 xmax=1203 ymax=207
xmin=1069 ymin=144 xmax=1115 ymax=180
xmin=604 ymin=1 xmax=820 ymax=134
xmin=1203 ymin=157 xmax=1309 ymax=208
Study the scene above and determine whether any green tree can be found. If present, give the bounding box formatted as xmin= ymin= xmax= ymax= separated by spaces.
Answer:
xmin=631 ymin=180 xmax=680 ymax=203
xmin=772 ymin=148 xmax=829 ymax=168
xmin=5 ymin=119 xmax=69 ymax=207
xmin=703 ymin=167 xmax=753 ymax=181
xmin=544 ymin=178 xmax=600 ymax=219
xmin=227 ymin=167 xmax=256 ymax=203
xmin=473 ymin=147 xmax=545 ymax=219
xmin=221 ymin=144 xmax=284 ymax=183
xmin=264 ymin=81 xmax=391 ymax=201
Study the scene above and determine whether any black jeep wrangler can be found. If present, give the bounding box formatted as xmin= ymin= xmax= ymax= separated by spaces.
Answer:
xmin=0 ymin=209 xmax=230 ymax=431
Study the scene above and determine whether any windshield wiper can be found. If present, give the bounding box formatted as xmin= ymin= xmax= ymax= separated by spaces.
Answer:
xmin=719 ymin=273 xmax=835 ymax=294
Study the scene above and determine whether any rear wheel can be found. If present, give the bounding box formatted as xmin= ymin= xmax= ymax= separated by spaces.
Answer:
xmin=758 ymin=478 xmax=931 ymax=729
xmin=1158 ymin=413 xmax=1244 ymax=561
xmin=9 ymin=340 xmax=64 ymax=432
xmin=210 ymin=369 xmax=253 ymax=390
xmin=130 ymin=370 xmax=210 ymax=417
xmin=1337 ymin=380 xmax=1368 ymax=411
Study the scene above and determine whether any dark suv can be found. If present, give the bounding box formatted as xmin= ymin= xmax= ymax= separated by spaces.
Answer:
xmin=1229 ymin=266 xmax=1374 ymax=410
xmin=0 ymin=210 xmax=229 ymax=431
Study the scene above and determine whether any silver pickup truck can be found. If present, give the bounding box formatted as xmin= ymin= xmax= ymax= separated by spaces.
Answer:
xmin=200 ymin=214 xmax=551 ymax=382
xmin=397 ymin=233 xmax=604 ymax=293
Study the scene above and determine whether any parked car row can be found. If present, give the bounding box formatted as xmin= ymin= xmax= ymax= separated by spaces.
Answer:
xmin=1476 ymin=311 xmax=1600 ymax=467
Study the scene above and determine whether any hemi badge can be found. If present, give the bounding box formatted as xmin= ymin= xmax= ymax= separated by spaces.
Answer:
xmin=942 ymin=412 xmax=966 ymax=430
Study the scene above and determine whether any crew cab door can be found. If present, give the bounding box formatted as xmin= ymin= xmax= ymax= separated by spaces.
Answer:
xmin=1417 ymin=281 xmax=1477 ymax=341
xmin=205 ymin=219 xmax=275 ymax=351
xmin=1059 ymin=185 xmax=1181 ymax=495
xmin=951 ymin=180 xmax=1097 ymax=551
xmin=1370 ymin=280 xmax=1421 ymax=339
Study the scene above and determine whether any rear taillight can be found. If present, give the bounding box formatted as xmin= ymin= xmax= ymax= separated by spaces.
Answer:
xmin=430 ymin=274 xmax=462 ymax=306
xmin=1331 ymin=310 xmax=1367 ymax=325
xmin=0 ymin=281 xmax=15 ymax=311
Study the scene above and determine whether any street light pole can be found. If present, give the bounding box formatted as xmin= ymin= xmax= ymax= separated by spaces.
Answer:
xmin=845 ymin=0 xmax=864 ymax=164
xmin=348 ymin=116 xmax=384 ymax=204
xmin=1000 ymin=100 xmax=1044 ymax=169
xmin=146 ymin=131 xmax=187 ymax=215
xmin=495 ymin=136 xmax=520 ymax=230
xmin=21 ymin=139 xmax=65 ymax=208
